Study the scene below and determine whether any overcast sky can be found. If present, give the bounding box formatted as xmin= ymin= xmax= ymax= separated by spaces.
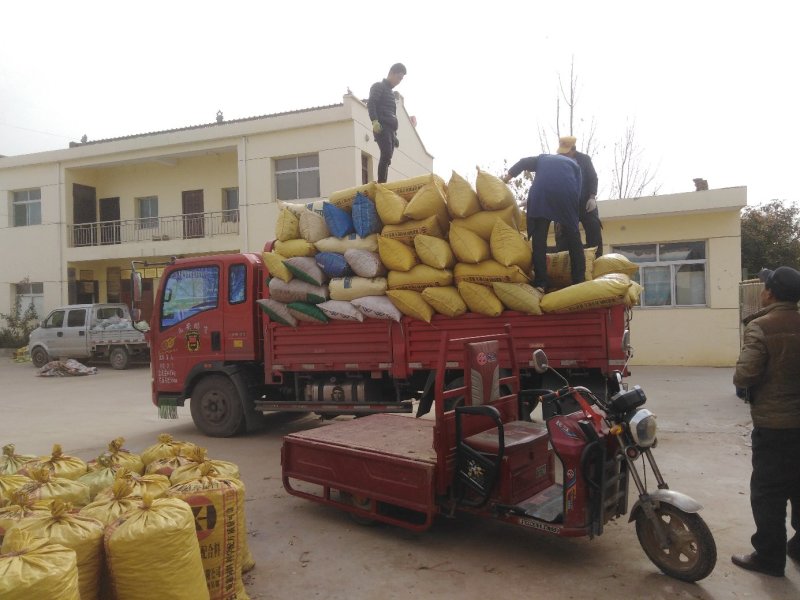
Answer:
xmin=2 ymin=1 xmax=797 ymax=207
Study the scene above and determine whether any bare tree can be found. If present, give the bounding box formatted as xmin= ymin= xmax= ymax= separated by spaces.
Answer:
xmin=609 ymin=120 xmax=660 ymax=199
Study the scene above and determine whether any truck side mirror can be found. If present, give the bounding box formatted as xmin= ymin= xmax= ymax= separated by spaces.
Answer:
xmin=131 ymin=271 xmax=143 ymax=303
xmin=532 ymin=349 xmax=549 ymax=374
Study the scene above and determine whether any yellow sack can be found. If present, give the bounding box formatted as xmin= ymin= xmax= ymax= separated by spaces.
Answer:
xmin=329 ymin=276 xmax=388 ymax=301
xmin=451 ymin=204 xmax=518 ymax=240
xmin=491 ymin=220 xmax=532 ymax=271
xmin=80 ymin=480 xmax=144 ymax=526
xmin=0 ymin=529 xmax=81 ymax=600
xmin=0 ymin=491 xmax=52 ymax=546
xmin=273 ymin=238 xmax=317 ymax=258
xmin=298 ymin=208 xmax=330 ymax=243
xmin=314 ymin=233 xmax=378 ymax=254
xmin=476 ymin=167 xmax=515 ymax=210
xmin=384 ymin=173 xmax=446 ymax=201
xmin=626 ymin=280 xmax=644 ymax=307
xmin=454 ymin=260 xmax=530 ymax=286
xmin=404 ymin=180 xmax=450 ymax=233
xmin=104 ymin=495 xmax=210 ymax=600
xmin=262 ymin=251 xmax=293 ymax=282
xmin=378 ymin=235 xmax=419 ymax=272
xmin=15 ymin=499 xmax=105 ymax=600
xmin=422 ymin=286 xmax=467 ymax=317
xmin=87 ymin=438 xmax=144 ymax=475
xmin=140 ymin=434 xmax=192 ymax=467
xmin=275 ymin=207 xmax=299 ymax=242
xmin=0 ymin=474 xmax=30 ymax=502
xmin=328 ymin=182 xmax=376 ymax=211
xmin=381 ymin=215 xmax=443 ymax=245
xmin=546 ymin=247 xmax=597 ymax=290
xmin=449 ymin=224 xmax=491 ymax=264
xmin=145 ymin=446 xmax=197 ymax=478
xmin=447 ymin=171 xmax=480 ymax=218
xmin=79 ymin=453 xmax=120 ymax=500
xmin=386 ymin=290 xmax=435 ymax=322
xmin=414 ymin=234 xmax=455 ymax=270
xmin=458 ymin=282 xmax=504 ymax=317
xmin=592 ymin=253 xmax=639 ymax=278
xmin=19 ymin=467 xmax=91 ymax=508
xmin=169 ymin=446 xmax=241 ymax=485
xmin=388 ymin=265 xmax=453 ymax=292
xmin=374 ymin=183 xmax=409 ymax=225
xmin=20 ymin=444 xmax=87 ymax=481
xmin=1 ymin=444 xmax=36 ymax=475
xmin=94 ymin=469 xmax=171 ymax=501
xmin=540 ymin=274 xmax=632 ymax=314
xmin=492 ymin=282 xmax=544 ymax=315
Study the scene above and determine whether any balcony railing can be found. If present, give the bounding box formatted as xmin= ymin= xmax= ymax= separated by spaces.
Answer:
xmin=69 ymin=210 xmax=239 ymax=247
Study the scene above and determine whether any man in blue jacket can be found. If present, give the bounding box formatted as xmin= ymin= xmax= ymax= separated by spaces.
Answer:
xmin=503 ymin=154 xmax=584 ymax=291
xmin=368 ymin=63 xmax=406 ymax=183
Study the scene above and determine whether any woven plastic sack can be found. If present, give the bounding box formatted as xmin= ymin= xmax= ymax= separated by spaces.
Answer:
xmin=268 ymin=278 xmax=328 ymax=304
xmin=0 ymin=491 xmax=52 ymax=546
xmin=0 ymin=444 xmax=36 ymax=475
xmin=451 ymin=204 xmax=518 ymax=240
xmin=492 ymin=282 xmax=544 ymax=315
xmin=19 ymin=467 xmax=91 ymax=508
xmin=88 ymin=438 xmax=144 ymax=475
xmin=15 ymin=499 xmax=105 ymax=600
xmin=315 ymin=233 xmax=378 ymax=254
xmin=273 ymin=238 xmax=317 ymax=258
xmin=256 ymin=299 xmax=297 ymax=327
xmin=626 ymin=280 xmax=644 ymax=307
xmin=352 ymin=192 xmax=383 ymax=238
xmin=262 ymin=251 xmax=293 ymax=282
xmin=491 ymin=220 xmax=532 ymax=271
xmin=79 ymin=480 xmax=141 ymax=526
xmin=476 ymin=167 xmax=515 ymax=210
xmin=0 ymin=529 xmax=81 ymax=600
xmin=381 ymin=215 xmax=443 ymax=245
xmin=284 ymin=256 xmax=328 ymax=286
xmin=388 ymin=265 xmax=453 ymax=292
xmin=344 ymin=249 xmax=386 ymax=278
xmin=317 ymin=300 xmax=364 ymax=322
xmin=449 ymin=224 xmax=491 ymax=264
xmin=20 ymin=444 xmax=87 ymax=481
xmin=404 ymin=181 xmax=450 ymax=233
xmin=169 ymin=447 xmax=240 ymax=485
xmin=459 ymin=281 xmax=504 ymax=317
xmin=378 ymin=235 xmax=419 ymax=272
xmin=328 ymin=182 xmax=376 ymax=211
xmin=275 ymin=208 xmax=300 ymax=242
xmin=141 ymin=434 xmax=193 ymax=467
xmin=288 ymin=302 xmax=329 ymax=323
xmin=454 ymin=260 xmax=530 ymax=286
xmin=592 ymin=253 xmax=640 ymax=278
xmin=323 ymin=202 xmax=355 ymax=238
xmin=351 ymin=296 xmax=403 ymax=322
xmin=94 ymin=470 xmax=171 ymax=502
xmin=540 ymin=274 xmax=632 ymax=314
xmin=315 ymin=252 xmax=353 ymax=278
xmin=546 ymin=247 xmax=596 ymax=290
xmin=329 ymin=276 xmax=388 ymax=301
xmin=79 ymin=453 xmax=120 ymax=500
xmin=298 ymin=209 xmax=330 ymax=243
xmin=414 ymin=234 xmax=455 ymax=269
xmin=386 ymin=290 xmax=434 ymax=322
xmin=422 ymin=286 xmax=468 ymax=317
xmin=0 ymin=474 xmax=30 ymax=502
xmin=145 ymin=447 xmax=195 ymax=478
xmin=447 ymin=171 xmax=480 ymax=218
xmin=384 ymin=173 xmax=446 ymax=201
xmin=374 ymin=183 xmax=409 ymax=225
xmin=105 ymin=495 xmax=210 ymax=600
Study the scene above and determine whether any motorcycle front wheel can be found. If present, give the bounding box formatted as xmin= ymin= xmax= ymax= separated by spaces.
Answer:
xmin=635 ymin=503 xmax=717 ymax=582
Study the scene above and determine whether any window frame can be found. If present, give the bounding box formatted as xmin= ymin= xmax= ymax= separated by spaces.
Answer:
xmin=222 ymin=187 xmax=239 ymax=223
xmin=12 ymin=188 xmax=42 ymax=227
xmin=274 ymin=154 xmax=320 ymax=201
xmin=136 ymin=195 xmax=159 ymax=229
xmin=15 ymin=281 xmax=44 ymax=319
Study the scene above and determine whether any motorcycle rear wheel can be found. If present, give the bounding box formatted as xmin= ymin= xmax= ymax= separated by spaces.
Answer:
xmin=635 ymin=503 xmax=717 ymax=582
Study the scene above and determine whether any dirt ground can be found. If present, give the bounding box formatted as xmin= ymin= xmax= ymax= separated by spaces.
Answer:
xmin=1 ymin=358 xmax=798 ymax=599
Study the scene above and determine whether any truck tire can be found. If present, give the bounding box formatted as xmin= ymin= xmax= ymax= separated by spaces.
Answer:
xmin=109 ymin=347 xmax=130 ymax=370
xmin=190 ymin=375 xmax=246 ymax=437
xmin=31 ymin=347 xmax=50 ymax=369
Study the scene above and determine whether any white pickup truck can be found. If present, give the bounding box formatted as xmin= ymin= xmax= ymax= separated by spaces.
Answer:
xmin=28 ymin=303 xmax=149 ymax=370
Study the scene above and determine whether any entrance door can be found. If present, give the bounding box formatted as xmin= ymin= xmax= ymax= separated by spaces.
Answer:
xmin=73 ymin=184 xmax=97 ymax=246
xmin=99 ymin=197 xmax=121 ymax=245
xmin=182 ymin=190 xmax=204 ymax=239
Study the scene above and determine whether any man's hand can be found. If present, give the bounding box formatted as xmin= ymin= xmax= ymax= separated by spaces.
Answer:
xmin=372 ymin=120 xmax=383 ymax=134
xmin=585 ymin=195 xmax=597 ymax=212
xmin=501 ymin=173 xmax=512 ymax=183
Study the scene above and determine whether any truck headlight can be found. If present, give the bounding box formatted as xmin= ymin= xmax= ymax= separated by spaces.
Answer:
xmin=628 ymin=409 xmax=657 ymax=448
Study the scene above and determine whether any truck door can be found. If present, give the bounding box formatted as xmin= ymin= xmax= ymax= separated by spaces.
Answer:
xmin=61 ymin=308 xmax=89 ymax=357
xmin=223 ymin=262 xmax=257 ymax=359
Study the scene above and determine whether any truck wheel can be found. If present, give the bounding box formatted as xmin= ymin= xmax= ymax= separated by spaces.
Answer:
xmin=109 ymin=347 xmax=130 ymax=370
xmin=31 ymin=347 xmax=50 ymax=368
xmin=190 ymin=375 xmax=246 ymax=437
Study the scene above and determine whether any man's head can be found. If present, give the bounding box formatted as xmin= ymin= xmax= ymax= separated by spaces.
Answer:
xmin=387 ymin=63 xmax=406 ymax=88
xmin=758 ymin=266 xmax=800 ymax=305
xmin=556 ymin=136 xmax=577 ymax=157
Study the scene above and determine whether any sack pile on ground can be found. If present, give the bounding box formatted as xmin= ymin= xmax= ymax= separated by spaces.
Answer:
xmin=0 ymin=435 xmax=255 ymax=600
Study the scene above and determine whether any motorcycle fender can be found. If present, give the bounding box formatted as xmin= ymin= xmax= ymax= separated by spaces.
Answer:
xmin=628 ymin=489 xmax=703 ymax=522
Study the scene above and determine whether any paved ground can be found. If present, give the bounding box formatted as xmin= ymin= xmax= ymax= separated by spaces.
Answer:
xmin=1 ymin=358 xmax=798 ymax=599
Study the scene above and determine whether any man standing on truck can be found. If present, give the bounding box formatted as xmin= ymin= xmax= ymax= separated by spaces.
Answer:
xmin=503 ymin=154 xmax=584 ymax=292
xmin=553 ymin=136 xmax=603 ymax=258
xmin=732 ymin=266 xmax=800 ymax=578
xmin=368 ymin=63 xmax=406 ymax=183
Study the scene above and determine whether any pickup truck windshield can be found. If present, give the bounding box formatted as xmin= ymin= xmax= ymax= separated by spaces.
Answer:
xmin=160 ymin=266 xmax=219 ymax=329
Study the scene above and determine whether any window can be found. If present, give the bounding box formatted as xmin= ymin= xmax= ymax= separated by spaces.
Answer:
xmin=612 ymin=241 xmax=707 ymax=307
xmin=160 ymin=266 xmax=219 ymax=329
xmin=67 ymin=309 xmax=87 ymax=327
xmin=275 ymin=155 xmax=320 ymax=201
xmin=45 ymin=310 xmax=64 ymax=328
xmin=137 ymin=196 xmax=159 ymax=229
xmin=15 ymin=281 xmax=44 ymax=319
xmin=229 ymin=264 xmax=246 ymax=304
xmin=222 ymin=188 xmax=239 ymax=223
xmin=12 ymin=189 xmax=42 ymax=226
xmin=361 ymin=153 xmax=371 ymax=185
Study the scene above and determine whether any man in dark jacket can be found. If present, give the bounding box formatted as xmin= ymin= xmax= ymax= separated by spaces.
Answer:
xmin=554 ymin=136 xmax=603 ymax=258
xmin=503 ymin=154 xmax=584 ymax=291
xmin=732 ymin=265 xmax=800 ymax=577
xmin=368 ymin=63 xmax=406 ymax=183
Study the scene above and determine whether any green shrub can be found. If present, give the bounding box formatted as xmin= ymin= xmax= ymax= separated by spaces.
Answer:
xmin=0 ymin=292 xmax=40 ymax=349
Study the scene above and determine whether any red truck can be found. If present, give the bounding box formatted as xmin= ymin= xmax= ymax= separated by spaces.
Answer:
xmin=132 ymin=252 xmax=630 ymax=437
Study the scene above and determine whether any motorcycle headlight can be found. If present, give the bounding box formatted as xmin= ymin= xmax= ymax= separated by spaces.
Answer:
xmin=628 ymin=409 xmax=657 ymax=448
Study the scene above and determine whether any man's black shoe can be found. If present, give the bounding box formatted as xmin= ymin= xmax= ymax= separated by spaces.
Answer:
xmin=731 ymin=553 xmax=784 ymax=577
xmin=788 ymin=544 xmax=800 ymax=561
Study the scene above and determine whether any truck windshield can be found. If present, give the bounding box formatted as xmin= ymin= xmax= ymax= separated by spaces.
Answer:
xmin=160 ymin=266 xmax=219 ymax=329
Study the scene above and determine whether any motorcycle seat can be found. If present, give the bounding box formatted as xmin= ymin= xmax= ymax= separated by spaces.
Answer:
xmin=463 ymin=420 xmax=548 ymax=455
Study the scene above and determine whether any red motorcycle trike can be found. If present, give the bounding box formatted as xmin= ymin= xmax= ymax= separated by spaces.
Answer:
xmin=281 ymin=329 xmax=717 ymax=582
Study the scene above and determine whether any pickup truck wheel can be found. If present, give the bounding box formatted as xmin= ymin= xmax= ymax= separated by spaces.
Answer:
xmin=31 ymin=347 xmax=50 ymax=368
xmin=190 ymin=375 xmax=245 ymax=437
xmin=109 ymin=347 xmax=130 ymax=370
